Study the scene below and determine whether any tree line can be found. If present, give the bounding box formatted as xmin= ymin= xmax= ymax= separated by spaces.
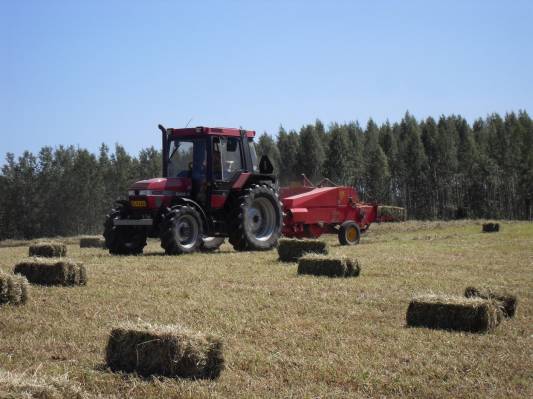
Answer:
xmin=1 ymin=111 xmax=532 ymax=239
xmin=0 ymin=144 xmax=161 ymax=239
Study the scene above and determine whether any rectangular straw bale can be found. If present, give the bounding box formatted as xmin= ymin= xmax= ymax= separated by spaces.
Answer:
xmin=297 ymin=255 xmax=361 ymax=277
xmin=14 ymin=258 xmax=87 ymax=286
xmin=378 ymin=206 xmax=407 ymax=221
xmin=79 ymin=236 xmax=105 ymax=248
xmin=105 ymin=322 xmax=224 ymax=379
xmin=277 ymin=238 xmax=328 ymax=262
xmin=482 ymin=223 xmax=500 ymax=233
xmin=0 ymin=272 xmax=29 ymax=305
xmin=465 ymin=286 xmax=517 ymax=318
xmin=28 ymin=241 xmax=67 ymax=257
xmin=406 ymin=294 xmax=501 ymax=333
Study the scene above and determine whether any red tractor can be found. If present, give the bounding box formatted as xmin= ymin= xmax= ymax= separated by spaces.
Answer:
xmin=103 ymin=125 xmax=283 ymax=255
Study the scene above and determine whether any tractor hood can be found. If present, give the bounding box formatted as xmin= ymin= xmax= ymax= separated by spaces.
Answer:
xmin=130 ymin=177 xmax=191 ymax=194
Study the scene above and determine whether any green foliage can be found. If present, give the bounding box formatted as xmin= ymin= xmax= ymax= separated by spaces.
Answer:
xmin=297 ymin=124 xmax=326 ymax=181
xmin=0 ymin=144 xmax=162 ymax=239
xmin=256 ymin=132 xmax=281 ymax=174
xmin=277 ymin=127 xmax=300 ymax=185
xmin=323 ymin=124 xmax=352 ymax=185
xmin=362 ymin=120 xmax=390 ymax=203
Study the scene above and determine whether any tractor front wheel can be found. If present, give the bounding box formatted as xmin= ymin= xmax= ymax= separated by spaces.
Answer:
xmin=103 ymin=208 xmax=147 ymax=255
xmin=229 ymin=184 xmax=283 ymax=251
xmin=338 ymin=221 xmax=361 ymax=245
xmin=160 ymin=206 xmax=203 ymax=255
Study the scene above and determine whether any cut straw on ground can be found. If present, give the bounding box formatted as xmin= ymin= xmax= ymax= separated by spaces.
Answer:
xmin=406 ymin=294 xmax=501 ymax=333
xmin=105 ymin=321 xmax=224 ymax=379
xmin=14 ymin=258 xmax=87 ymax=286
xmin=0 ymin=368 xmax=105 ymax=399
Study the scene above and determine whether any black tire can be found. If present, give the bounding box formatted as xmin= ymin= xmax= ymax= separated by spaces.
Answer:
xmin=199 ymin=237 xmax=225 ymax=252
xmin=228 ymin=184 xmax=283 ymax=251
xmin=160 ymin=206 xmax=203 ymax=255
xmin=338 ymin=221 xmax=361 ymax=245
xmin=103 ymin=208 xmax=147 ymax=255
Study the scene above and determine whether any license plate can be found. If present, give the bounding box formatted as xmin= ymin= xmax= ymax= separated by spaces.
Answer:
xmin=130 ymin=200 xmax=147 ymax=208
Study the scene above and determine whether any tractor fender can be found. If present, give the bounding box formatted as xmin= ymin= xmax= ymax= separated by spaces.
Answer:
xmin=170 ymin=197 xmax=212 ymax=235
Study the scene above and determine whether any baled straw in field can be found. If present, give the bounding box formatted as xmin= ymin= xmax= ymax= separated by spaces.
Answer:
xmin=0 ymin=369 xmax=93 ymax=399
xmin=482 ymin=223 xmax=500 ymax=233
xmin=105 ymin=321 xmax=224 ymax=379
xmin=0 ymin=272 xmax=29 ymax=305
xmin=406 ymin=294 xmax=501 ymax=333
xmin=28 ymin=241 xmax=67 ymax=258
xmin=14 ymin=258 xmax=87 ymax=286
xmin=377 ymin=205 xmax=407 ymax=221
xmin=297 ymin=255 xmax=360 ymax=277
xmin=465 ymin=286 xmax=517 ymax=318
xmin=277 ymin=238 xmax=328 ymax=262
xmin=79 ymin=236 xmax=105 ymax=248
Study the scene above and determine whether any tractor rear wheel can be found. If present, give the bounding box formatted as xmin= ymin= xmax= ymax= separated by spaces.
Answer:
xmin=103 ymin=208 xmax=147 ymax=255
xmin=160 ymin=206 xmax=203 ymax=255
xmin=199 ymin=237 xmax=225 ymax=252
xmin=338 ymin=221 xmax=361 ymax=245
xmin=229 ymin=184 xmax=283 ymax=251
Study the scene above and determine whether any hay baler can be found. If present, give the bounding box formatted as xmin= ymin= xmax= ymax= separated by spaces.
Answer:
xmin=280 ymin=177 xmax=378 ymax=245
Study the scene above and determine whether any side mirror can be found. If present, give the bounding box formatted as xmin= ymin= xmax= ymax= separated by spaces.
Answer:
xmin=259 ymin=155 xmax=274 ymax=174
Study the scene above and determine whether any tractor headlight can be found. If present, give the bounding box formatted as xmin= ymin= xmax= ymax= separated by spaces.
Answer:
xmin=139 ymin=190 xmax=151 ymax=196
xmin=128 ymin=190 xmax=135 ymax=196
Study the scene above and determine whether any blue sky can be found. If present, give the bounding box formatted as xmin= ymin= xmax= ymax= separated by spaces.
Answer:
xmin=1 ymin=0 xmax=532 ymax=160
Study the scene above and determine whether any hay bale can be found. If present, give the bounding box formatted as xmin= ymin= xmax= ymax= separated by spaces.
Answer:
xmin=482 ymin=223 xmax=500 ymax=233
xmin=277 ymin=238 xmax=328 ymax=262
xmin=0 ymin=272 xmax=29 ymax=305
xmin=105 ymin=321 xmax=224 ymax=379
xmin=465 ymin=286 xmax=517 ymax=318
xmin=14 ymin=258 xmax=87 ymax=286
xmin=377 ymin=205 xmax=407 ymax=222
xmin=79 ymin=236 xmax=105 ymax=248
xmin=28 ymin=241 xmax=67 ymax=257
xmin=406 ymin=294 xmax=501 ymax=333
xmin=0 ymin=369 xmax=94 ymax=399
xmin=297 ymin=255 xmax=360 ymax=277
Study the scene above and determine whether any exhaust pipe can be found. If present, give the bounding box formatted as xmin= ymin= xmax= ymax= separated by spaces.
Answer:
xmin=158 ymin=124 xmax=169 ymax=178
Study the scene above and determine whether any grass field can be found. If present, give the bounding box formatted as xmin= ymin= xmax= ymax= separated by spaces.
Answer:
xmin=0 ymin=221 xmax=531 ymax=398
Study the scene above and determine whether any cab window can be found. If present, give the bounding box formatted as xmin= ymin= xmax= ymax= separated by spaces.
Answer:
xmin=212 ymin=137 xmax=243 ymax=180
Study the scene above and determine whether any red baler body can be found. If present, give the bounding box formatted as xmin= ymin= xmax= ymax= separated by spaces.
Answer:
xmin=280 ymin=184 xmax=377 ymax=239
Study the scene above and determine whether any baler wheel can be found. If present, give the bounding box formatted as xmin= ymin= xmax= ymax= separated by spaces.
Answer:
xmin=103 ymin=207 xmax=147 ymax=255
xmin=160 ymin=205 xmax=203 ymax=255
xmin=229 ymin=184 xmax=283 ymax=251
xmin=199 ymin=237 xmax=225 ymax=252
xmin=338 ymin=221 xmax=361 ymax=245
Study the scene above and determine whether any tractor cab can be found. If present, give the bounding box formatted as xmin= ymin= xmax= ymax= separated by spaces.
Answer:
xmin=162 ymin=128 xmax=260 ymax=206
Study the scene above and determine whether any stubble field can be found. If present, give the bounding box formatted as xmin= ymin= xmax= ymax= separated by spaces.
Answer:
xmin=0 ymin=221 xmax=531 ymax=398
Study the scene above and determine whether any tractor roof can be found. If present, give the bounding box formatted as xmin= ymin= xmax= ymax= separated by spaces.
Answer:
xmin=168 ymin=126 xmax=255 ymax=138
